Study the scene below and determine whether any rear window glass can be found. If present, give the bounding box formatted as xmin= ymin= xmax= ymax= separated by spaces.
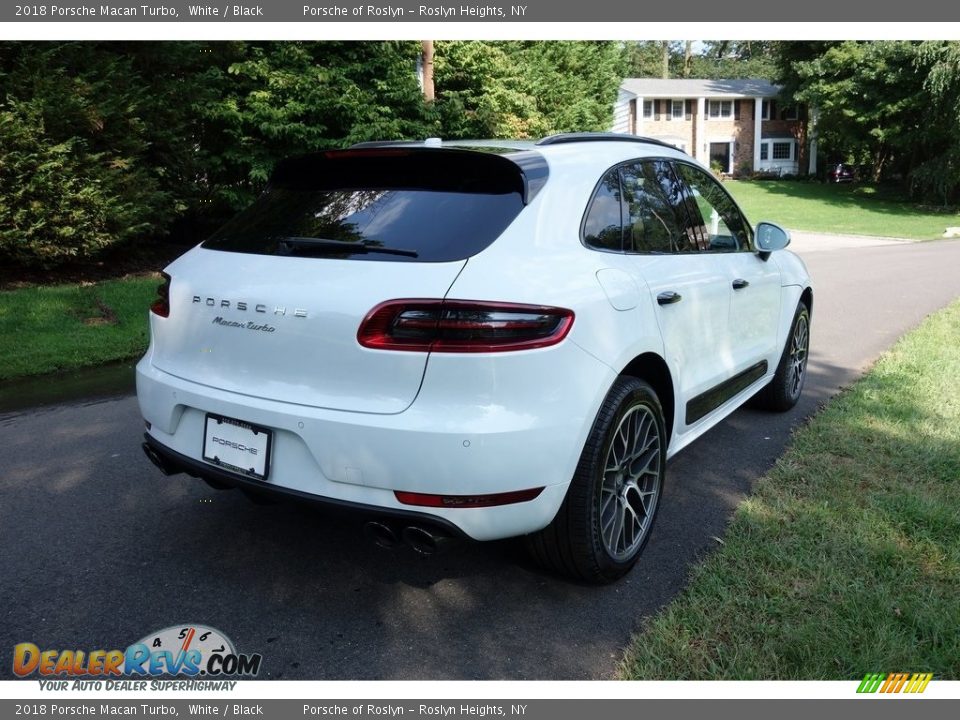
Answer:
xmin=203 ymin=150 xmax=529 ymax=263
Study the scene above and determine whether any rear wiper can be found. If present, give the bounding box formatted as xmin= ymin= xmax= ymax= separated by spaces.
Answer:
xmin=277 ymin=236 xmax=419 ymax=258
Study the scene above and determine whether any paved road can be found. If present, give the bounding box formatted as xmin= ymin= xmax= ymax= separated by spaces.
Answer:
xmin=2 ymin=238 xmax=959 ymax=680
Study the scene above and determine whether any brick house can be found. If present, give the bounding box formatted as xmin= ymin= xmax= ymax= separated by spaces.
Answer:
xmin=611 ymin=78 xmax=816 ymax=177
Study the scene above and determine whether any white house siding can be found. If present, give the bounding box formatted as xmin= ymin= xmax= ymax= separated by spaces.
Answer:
xmin=611 ymin=89 xmax=634 ymax=134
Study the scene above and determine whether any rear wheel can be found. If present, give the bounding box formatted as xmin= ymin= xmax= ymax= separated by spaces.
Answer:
xmin=753 ymin=300 xmax=810 ymax=412
xmin=526 ymin=377 xmax=665 ymax=584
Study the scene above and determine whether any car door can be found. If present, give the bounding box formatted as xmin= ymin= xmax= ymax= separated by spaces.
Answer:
xmin=672 ymin=161 xmax=782 ymax=378
xmin=614 ymin=160 xmax=734 ymax=428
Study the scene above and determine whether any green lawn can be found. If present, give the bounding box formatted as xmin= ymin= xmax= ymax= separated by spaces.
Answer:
xmin=0 ymin=277 xmax=157 ymax=381
xmin=727 ymin=180 xmax=959 ymax=240
xmin=620 ymin=299 xmax=960 ymax=680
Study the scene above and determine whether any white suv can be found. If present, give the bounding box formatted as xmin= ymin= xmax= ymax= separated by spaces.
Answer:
xmin=138 ymin=133 xmax=812 ymax=583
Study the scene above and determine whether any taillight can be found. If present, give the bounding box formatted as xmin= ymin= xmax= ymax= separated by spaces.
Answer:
xmin=357 ymin=300 xmax=574 ymax=353
xmin=150 ymin=272 xmax=171 ymax=318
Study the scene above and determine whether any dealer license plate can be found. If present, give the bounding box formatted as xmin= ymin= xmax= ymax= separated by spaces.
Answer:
xmin=202 ymin=414 xmax=272 ymax=480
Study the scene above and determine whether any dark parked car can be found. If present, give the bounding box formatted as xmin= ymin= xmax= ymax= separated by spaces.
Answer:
xmin=827 ymin=163 xmax=855 ymax=183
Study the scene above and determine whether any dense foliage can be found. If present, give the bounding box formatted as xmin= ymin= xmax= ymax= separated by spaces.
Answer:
xmin=434 ymin=41 xmax=625 ymax=138
xmin=778 ymin=41 xmax=960 ymax=202
xmin=0 ymin=40 xmax=626 ymax=269
xmin=625 ymin=41 xmax=778 ymax=81
xmin=3 ymin=40 xmax=959 ymax=271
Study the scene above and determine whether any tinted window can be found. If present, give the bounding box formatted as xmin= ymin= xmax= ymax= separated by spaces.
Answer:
xmin=203 ymin=150 xmax=528 ymax=263
xmin=674 ymin=162 xmax=751 ymax=252
xmin=620 ymin=161 xmax=687 ymax=254
xmin=582 ymin=170 xmax=623 ymax=251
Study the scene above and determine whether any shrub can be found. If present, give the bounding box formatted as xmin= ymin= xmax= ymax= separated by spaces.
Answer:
xmin=0 ymin=101 xmax=165 ymax=267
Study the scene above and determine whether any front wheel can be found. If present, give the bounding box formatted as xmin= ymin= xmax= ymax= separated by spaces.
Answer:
xmin=753 ymin=300 xmax=810 ymax=412
xmin=526 ymin=377 xmax=666 ymax=584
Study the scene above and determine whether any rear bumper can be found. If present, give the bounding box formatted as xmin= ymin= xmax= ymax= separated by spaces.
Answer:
xmin=136 ymin=342 xmax=615 ymax=541
xmin=141 ymin=433 xmax=468 ymax=538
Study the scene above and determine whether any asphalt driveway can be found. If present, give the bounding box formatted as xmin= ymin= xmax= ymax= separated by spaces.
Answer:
xmin=2 ymin=236 xmax=959 ymax=680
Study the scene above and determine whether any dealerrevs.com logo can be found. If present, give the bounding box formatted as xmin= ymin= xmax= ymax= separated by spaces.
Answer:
xmin=13 ymin=625 xmax=262 ymax=690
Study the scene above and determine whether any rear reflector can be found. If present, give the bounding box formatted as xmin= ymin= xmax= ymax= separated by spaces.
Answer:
xmin=358 ymin=299 xmax=574 ymax=353
xmin=150 ymin=272 xmax=171 ymax=318
xmin=395 ymin=487 xmax=544 ymax=508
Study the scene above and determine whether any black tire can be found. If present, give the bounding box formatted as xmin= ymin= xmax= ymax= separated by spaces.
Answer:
xmin=753 ymin=300 xmax=810 ymax=412
xmin=526 ymin=376 xmax=666 ymax=584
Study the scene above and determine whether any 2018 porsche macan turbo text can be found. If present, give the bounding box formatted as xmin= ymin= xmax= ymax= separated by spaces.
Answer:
xmin=138 ymin=134 xmax=812 ymax=583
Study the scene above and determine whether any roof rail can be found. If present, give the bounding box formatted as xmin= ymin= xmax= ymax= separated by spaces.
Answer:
xmin=536 ymin=132 xmax=687 ymax=154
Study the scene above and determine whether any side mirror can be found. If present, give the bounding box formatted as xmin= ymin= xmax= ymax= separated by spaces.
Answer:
xmin=755 ymin=221 xmax=791 ymax=260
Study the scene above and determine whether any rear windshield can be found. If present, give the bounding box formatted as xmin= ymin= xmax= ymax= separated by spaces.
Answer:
xmin=202 ymin=149 xmax=528 ymax=262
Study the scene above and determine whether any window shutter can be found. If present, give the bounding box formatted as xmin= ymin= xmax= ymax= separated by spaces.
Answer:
xmin=734 ymin=99 xmax=741 ymax=118
xmin=770 ymin=100 xmax=777 ymax=119
xmin=686 ymin=99 xmax=693 ymax=121
xmin=751 ymin=99 xmax=756 ymax=121
xmin=654 ymin=100 xmax=661 ymax=121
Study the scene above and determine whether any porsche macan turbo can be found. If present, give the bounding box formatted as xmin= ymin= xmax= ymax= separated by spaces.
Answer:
xmin=138 ymin=133 xmax=812 ymax=583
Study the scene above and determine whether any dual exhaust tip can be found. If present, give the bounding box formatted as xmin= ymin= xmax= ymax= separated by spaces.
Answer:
xmin=364 ymin=520 xmax=448 ymax=555
xmin=142 ymin=442 xmax=178 ymax=476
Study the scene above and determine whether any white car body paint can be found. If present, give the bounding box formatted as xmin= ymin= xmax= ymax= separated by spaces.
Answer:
xmin=137 ymin=137 xmax=811 ymax=542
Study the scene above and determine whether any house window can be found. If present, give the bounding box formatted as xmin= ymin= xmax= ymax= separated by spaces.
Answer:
xmin=642 ymin=100 xmax=653 ymax=119
xmin=707 ymin=100 xmax=732 ymax=119
xmin=772 ymin=141 xmax=793 ymax=160
xmin=670 ymin=99 xmax=685 ymax=120
xmin=780 ymin=105 xmax=799 ymax=121
xmin=761 ymin=100 xmax=772 ymax=120
xmin=760 ymin=144 xmax=769 ymax=161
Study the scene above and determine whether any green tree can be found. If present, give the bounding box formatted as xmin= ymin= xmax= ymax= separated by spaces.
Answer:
xmin=911 ymin=42 xmax=960 ymax=203
xmin=692 ymin=41 xmax=779 ymax=80
xmin=434 ymin=41 xmax=626 ymax=138
xmin=198 ymin=41 xmax=433 ymax=211
xmin=785 ymin=42 xmax=927 ymax=180
xmin=0 ymin=40 xmax=631 ymax=270
xmin=0 ymin=42 xmax=177 ymax=267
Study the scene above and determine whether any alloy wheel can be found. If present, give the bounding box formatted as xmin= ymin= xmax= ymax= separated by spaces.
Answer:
xmin=599 ymin=404 xmax=662 ymax=561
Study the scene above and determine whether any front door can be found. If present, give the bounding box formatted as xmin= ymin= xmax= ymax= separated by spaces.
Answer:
xmin=616 ymin=160 xmax=734 ymax=426
xmin=672 ymin=161 xmax=782 ymax=382
xmin=709 ymin=142 xmax=732 ymax=174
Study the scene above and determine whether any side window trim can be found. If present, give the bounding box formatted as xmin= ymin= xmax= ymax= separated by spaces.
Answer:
xmin=671 ymin=160 xmax=755 ymax=252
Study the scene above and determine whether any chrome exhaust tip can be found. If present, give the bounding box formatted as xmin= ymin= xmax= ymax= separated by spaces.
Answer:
xmin=141 ymin=442 xmax=177 ymax=476
xmin=364 ymin=521 xmax=401 ymax=549
xmin=401 ymin=525 xmax=448 ymax=555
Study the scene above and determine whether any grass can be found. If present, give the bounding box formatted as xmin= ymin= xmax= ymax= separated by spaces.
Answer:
xmin=0 ymin=277 xmax=158 ymax=381
xmin=726 ymin=180 xmax=960 ymax=240
xmin=620 ymin=299 xmax=960 ymax=680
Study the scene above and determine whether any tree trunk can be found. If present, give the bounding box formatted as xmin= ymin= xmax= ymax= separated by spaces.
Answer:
xmin=683 ymin=41 xmax=693 ymax=78
xmin=421 ymin=40 xmax=435 ymax=102
xmin=660 ymin=41 xmax=669 ymax=79
xmin=873 ymin=146 xmax=887 ymax=183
